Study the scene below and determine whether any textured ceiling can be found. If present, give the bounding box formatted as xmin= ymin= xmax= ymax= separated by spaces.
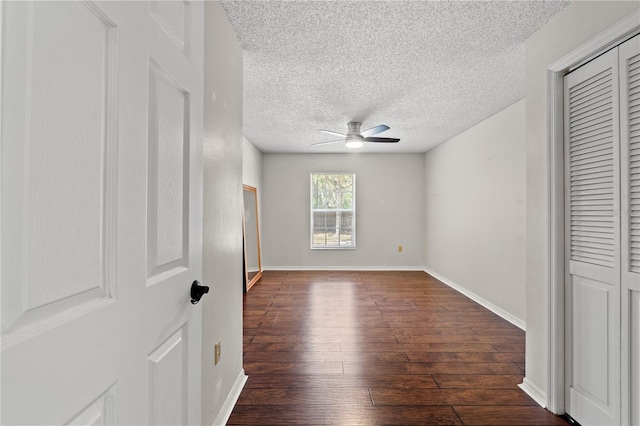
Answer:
xmin=221 ymin=0 xmax=569 ymax=153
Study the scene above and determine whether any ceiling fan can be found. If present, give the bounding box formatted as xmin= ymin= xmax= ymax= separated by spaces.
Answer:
xmin=312 ymin=122 xmax=400 ymax=149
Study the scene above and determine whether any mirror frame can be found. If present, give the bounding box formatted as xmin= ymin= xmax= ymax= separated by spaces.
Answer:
xmin=242 ymin=184 xmax=262 ymax=291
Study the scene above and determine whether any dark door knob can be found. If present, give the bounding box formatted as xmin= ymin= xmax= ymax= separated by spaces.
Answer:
xmin=191 ymin=280 xmax=209 ymax=304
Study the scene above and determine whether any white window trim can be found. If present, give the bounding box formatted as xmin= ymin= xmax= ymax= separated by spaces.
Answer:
xmin=310 ymin=173 xmax=356 ymax=249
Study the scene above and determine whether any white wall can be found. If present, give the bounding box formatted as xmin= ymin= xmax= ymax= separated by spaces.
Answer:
xmin=261 ymin=154 xmax=425 ymax=269
xmin=202 ymin=2 xmax=244 ymax=424
xmin=524 ymin=0 xmax=639 ymax=407
xmin=424 ymin=99 xmax=526 ymax=327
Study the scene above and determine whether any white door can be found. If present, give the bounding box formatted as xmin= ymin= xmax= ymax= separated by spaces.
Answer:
xmin=619 ymin=34 xmax=640 ymax=426
xmin=564 ymin=34 xmax=640 ymax=426
xmin=1 ymin=1 xmax=204 ymax=424
xmin=564 ymin=47 xmax=621 ymax=426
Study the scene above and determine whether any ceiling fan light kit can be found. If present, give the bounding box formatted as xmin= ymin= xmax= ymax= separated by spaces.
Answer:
xmin=314 ymin=121 xmax=400 ymax=149
xmin=345 ymin=135 xmax=364 ymax=149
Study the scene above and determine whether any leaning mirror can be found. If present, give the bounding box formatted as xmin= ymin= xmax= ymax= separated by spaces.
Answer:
xmin=242 ymin=185 xmax=262 ymax=291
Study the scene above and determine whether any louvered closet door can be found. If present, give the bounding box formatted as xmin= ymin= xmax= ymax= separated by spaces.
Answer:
xmin=564 ymin=47 xmax=621 ymax=426
xmin=619 ymin=34 xmax=640 ymax=426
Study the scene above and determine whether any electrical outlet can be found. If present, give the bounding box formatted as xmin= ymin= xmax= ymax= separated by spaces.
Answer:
xmin=398 ymin=245 xmax=403 ymax=252
xmin=214 ymin=341 xmax=221 ymax=365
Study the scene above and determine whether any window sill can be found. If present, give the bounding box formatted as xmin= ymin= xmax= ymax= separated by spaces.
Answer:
xmin=310 ymin=246 xmax=357 ymax=250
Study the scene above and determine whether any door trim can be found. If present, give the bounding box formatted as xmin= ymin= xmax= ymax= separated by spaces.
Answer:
xmin=547 ymin=12 xmax=640 ymax=416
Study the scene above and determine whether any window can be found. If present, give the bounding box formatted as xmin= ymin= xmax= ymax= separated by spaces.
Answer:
xmin=310 ymin=173 xmax=355 ymax=248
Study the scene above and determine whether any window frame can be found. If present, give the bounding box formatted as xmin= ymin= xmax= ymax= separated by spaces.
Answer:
xmin=310 ymin=173 xmax=356 ymax=249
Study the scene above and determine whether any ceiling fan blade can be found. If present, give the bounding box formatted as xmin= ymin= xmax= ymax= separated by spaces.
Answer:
xmin=319 ymin=130 xmax=348 ymax=138
xmin=360 ymin=124 xmax=390 ymax=138
xmin=364 ymin=137 xmax=400 ymax=143
xmin=311 ymin=139 xmax=345 ymax=146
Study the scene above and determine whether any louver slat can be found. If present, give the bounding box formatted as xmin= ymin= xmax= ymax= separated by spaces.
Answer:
xmin=569 ymin=68 xmax=616 ymax=267
xmin=628 ymin=52 xmax=640 ymax=272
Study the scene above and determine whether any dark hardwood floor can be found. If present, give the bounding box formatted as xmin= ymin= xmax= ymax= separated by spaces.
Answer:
xmin=228 ymin=270 xmax=569 ymax=425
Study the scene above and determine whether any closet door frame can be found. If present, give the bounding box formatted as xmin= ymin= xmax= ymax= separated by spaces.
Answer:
xmin=547 ymin=12 xmax=640 ymax=420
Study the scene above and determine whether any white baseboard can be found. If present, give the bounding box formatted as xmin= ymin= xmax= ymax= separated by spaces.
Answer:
xmin=212 ymin=369 xmax=248 ymax=426
xmin=263 ymin=266 xmax=425 ymax=271
xmin=423 ymin=267 xmax=526 ymax=331
xmin=519 ymin=377 xmax=548 ymax=408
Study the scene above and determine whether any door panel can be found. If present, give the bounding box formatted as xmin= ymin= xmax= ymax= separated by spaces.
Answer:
xmin=149 ymin=0 xmax=191 ymax=56
xmin=1 ymin=0 xmax=117 ymax=340
xmin=1 ymin=2 xmax=203 ymax=424
xmin=571 ymin=276 xmax=614 ymax=406
xmin=147 ymin=327 xmax=188 ymax=426
xmin=565 ymin=47 xmax=621 ymax=426
xmin=147 ymin=59 xmax=190 ymax=281
xmin=619 ymin=34 xmax=640 ymax=426
xmin=631 ymin=291 xmax=640 ymax=426
xmin=66 ymin=386 xmax=116 ymax=426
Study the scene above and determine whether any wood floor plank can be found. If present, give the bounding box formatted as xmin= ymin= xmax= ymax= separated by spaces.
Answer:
xmin=235 ymin=387 xmax=372 ymax=405
xmin=243 ymin=361 xmax=344 ymax=375
xmin=473 ymin=327 xmax=526 ymax=337
xmin=251 ymin=326 xmax=395 ymax=337
xmin=493 ymin=343 xmax=526 ymax=352
xmin=228 ymin=404 xmax=464 ymax=425
xmin=251 ymin=334 xmax=399 ymax=343
xmin=392 ymin=327 xmax=480 ymax=336
xmin=260 ymin=318 xmax=392 ymax=328
xmin=386 ymin=319 xmax=514 ymax=329
xmin=243 ymin=374 xmax=439 ymax=389
xmin=394 ymin=333 xmax=525 ymax=344
xmin=243 ymin=315 xmax=267 ymax=328
xmin=370 ymin=388 xmax=537 ymax=406
xmin=433 ymin=374 xmax=526 ymax=389
xmin=242 ymin=350 xmax=408 ymax=364
xmin=405 ymin=351 xmax=525 ymax=363
xmin=229 ymin=271 xmax=569 ymax=425
xmin=453 ymin=406 xmax=571 ymax=425
xmin=343 ymin=361 xmax=525 ymax=375
xmin=382 ymin=313 xmax=460 ymax=322
xmin=400 ymin=343 xmax=500 ymax=352
xmin=244 ymin=342 xmax=342 ymax=352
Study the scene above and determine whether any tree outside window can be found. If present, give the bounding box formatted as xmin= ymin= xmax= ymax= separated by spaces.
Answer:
xmin=310 ymin=173 xmax=355 ymax=249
